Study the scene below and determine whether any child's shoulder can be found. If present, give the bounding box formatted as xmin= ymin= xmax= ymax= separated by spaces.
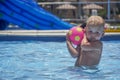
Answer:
xmin=94 ymin=40 xmax=103 ymax=47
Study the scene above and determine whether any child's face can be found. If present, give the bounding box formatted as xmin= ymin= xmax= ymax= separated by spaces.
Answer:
xmin=85 ymin=25 xmax=104 ymax=41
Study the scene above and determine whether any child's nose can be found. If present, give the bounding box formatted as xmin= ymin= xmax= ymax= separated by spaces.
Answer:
xmin=91 ymin=33 xmax=97 ymax=37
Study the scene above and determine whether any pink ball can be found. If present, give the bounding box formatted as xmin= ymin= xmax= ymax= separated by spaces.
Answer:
xmin=68 ymin=27 xmax=84 ymax=45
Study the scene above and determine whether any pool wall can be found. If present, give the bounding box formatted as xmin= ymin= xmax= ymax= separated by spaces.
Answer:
xmin=0 ymin=30 xmax=120 ymax=41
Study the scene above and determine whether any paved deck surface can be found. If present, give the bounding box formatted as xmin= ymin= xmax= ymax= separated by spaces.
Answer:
xmin=0 ymin=30 xmax=68 ymax=36
xmin=0 ymin=30 xmax=120 ymax=36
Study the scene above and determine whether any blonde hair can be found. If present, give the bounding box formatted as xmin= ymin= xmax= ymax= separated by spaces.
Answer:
xmin=86 ymin=16 xmax=105 ymax=27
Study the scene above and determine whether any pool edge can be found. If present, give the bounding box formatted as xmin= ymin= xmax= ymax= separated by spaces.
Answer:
xmin=0 ymin=30 xmax=120 ymax=41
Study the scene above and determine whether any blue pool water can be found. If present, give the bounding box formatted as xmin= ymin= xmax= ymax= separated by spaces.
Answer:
xmin=0 ymin=41 xmax=120 ymax=80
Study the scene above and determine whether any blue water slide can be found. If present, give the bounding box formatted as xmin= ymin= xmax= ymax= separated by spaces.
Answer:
xmin=0 ymin=0 xmax=73 ymax=30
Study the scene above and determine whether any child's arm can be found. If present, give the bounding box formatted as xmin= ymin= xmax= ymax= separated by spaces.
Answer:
xmin=81 ymin=34 xmax=102 ymax=51
xmin=66 ymin=33 xmax=79 ymax=58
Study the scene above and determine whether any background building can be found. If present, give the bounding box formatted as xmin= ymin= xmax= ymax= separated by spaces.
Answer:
xmin=37 ymin=0 xmax=120 ymax=23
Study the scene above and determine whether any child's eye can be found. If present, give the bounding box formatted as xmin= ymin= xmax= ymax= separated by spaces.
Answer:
xmin=89 ymin=31 xmax=92 ymax=33
xmin=96 ymin=32 xmax=100 ymax=34
xmin=96 ymin=32 xmax=99 ymax=34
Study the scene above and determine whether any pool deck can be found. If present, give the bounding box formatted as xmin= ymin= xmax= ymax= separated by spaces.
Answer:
xmin=0 ymin=30 xmax=120 ymax=36
xmin=0 ymin=30 xmax=68 ymax=36
xmin=0 ymin=30 xmax=120 ymax=41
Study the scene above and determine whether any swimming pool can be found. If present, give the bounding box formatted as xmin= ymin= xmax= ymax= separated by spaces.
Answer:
xmin=0 ymin=40 xmax=120 ymax=80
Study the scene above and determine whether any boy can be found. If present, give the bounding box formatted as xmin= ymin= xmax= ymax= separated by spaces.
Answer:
xmin=66 ymin=16 xmax=105 ymax=68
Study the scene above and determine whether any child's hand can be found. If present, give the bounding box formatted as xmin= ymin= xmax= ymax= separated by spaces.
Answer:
xmin=81 ymin=34 xmax=92 ymax=51
xmin=66 ymin=32 xmax=70 ymax=41
xmin=66 ymin=32 xmax=73 ymax=45
xmin=81 ymin=34 xmax=89 ymax=45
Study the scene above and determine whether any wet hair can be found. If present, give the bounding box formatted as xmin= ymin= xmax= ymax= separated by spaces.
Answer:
xmin=86 ymin=16 xmax=105 ymax=27
xmin=80 ymin=23 xmax=86 ymax=29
